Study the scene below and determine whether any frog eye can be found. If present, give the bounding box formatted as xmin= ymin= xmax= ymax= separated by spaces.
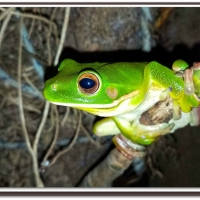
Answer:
xmin=78 ymin=73 xmax=100 ymax=94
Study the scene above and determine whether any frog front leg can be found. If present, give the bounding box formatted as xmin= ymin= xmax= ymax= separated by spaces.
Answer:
xmin=136 ymin=61 xmax=200 ymax=114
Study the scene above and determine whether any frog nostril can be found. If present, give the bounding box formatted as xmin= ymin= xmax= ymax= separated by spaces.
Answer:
xmin=51 ymin=84 xmax=57 ymax=91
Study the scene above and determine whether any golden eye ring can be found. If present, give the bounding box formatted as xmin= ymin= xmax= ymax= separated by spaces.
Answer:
xmin=78 ymin=73 xmax=100 ymax=94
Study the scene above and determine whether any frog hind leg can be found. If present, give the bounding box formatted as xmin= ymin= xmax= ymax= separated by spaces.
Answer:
xmin=113 ymin=116 xmax=175 ymax=145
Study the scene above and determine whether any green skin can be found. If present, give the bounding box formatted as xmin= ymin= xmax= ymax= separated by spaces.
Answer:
xmin=43 ymin=59 xmax=200 ymax=145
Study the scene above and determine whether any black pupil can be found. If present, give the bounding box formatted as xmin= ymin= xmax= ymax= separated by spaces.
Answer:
xmin=79 ymin=78 xmax=95 ymax=89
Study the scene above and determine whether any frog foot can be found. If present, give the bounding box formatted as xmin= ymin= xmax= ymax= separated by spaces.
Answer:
xmin=190 ymin=106 xmax=200 ymax=126
xmin=187 ymin=62 xmax=200 ymax=96
xmin=172 ymin=61 xmax=200 ymax=113
xmin=131 ymin=118 xmax=175 ymax=145
xmin=172 ymin=100 xmax=181 ymax=120
xmin=178 ymin=62 xmax=200 ymax=95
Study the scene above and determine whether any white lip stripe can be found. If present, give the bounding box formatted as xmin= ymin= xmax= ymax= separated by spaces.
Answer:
xmin=48 ymin=89 xmax=164 ymax=118
xmin=48 ymin=90 xmax=140 ymax=108
xmin=49 ymin=101 xmax=117 ymax=108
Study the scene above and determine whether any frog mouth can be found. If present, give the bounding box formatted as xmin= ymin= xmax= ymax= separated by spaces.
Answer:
xmin=48 ymin=90 xmax=140 ymax=109
xmin=48 ymin=90 xmax=141 ymax=117
xmin=48 ymin=88 xmax=164 ymax=117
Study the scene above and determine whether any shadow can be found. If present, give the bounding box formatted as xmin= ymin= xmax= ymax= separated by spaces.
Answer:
xmin=59 ymin=45 xmax=172 ymax=64
xmin=60 ymin=43 xmax=200 ymax=64
xmin=44 ymin=43 xmax=200 ymax=82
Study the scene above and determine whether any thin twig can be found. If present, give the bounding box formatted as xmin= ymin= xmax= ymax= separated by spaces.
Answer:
xmin=0 ymin=136 xmax=92 ymax=150
xmin=7 ymin=96 xmax=42 ymax=114
xmin=47 ymin=7 xmax=58 ymax=66
xmin=46 ymin=104 xmax=56 ymax=133
xmin=18 ymin=17 xmax=44 ymax=187
xmin=54 ymin=7 xmax=70 ymax=66
xmin=61 ymin=107 xmax=70 ymax=127
xmin=0 ymin=7 xmax=15 ymax=48
xmin=0 ymin=95 xmax=6 ymax=108
xmin=81 ymin=124 xmax=102 ymax=147
xmin=41 ymin=104 xmax=59 ymax=164
xmin=49 ymin=110 xmax=82 ymax=166
xmin=18 ymin=16 xmax=33 ymax=159
xmin=40 ymin=7 xmax=71 ymax=167
xmin=33 ymin=101 xmax=50 ymax=158
xmin=19 ymin=12 xmax=57 ymax=30
xmin=0 ymin=7 xmax=14 ymax=22
xmin=0 ymin=67 xmax=42 ymax=99
xmin=21 ymin=22 xmax=44 ymax=79
xmin=28 ymin=18 xmax=35 ymax=39
xmin=22 ymin=73 xmax=43 ymax=99
xmin=0 ymin=7 xmax=57 ymax=31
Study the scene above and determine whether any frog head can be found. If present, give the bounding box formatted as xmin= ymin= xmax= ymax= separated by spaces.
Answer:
xmin=43 ymin=59 xmax=145 ymax=116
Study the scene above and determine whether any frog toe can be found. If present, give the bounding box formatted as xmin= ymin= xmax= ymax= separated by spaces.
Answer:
xmin=183 ymin=68 xmax=194 ymax=95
